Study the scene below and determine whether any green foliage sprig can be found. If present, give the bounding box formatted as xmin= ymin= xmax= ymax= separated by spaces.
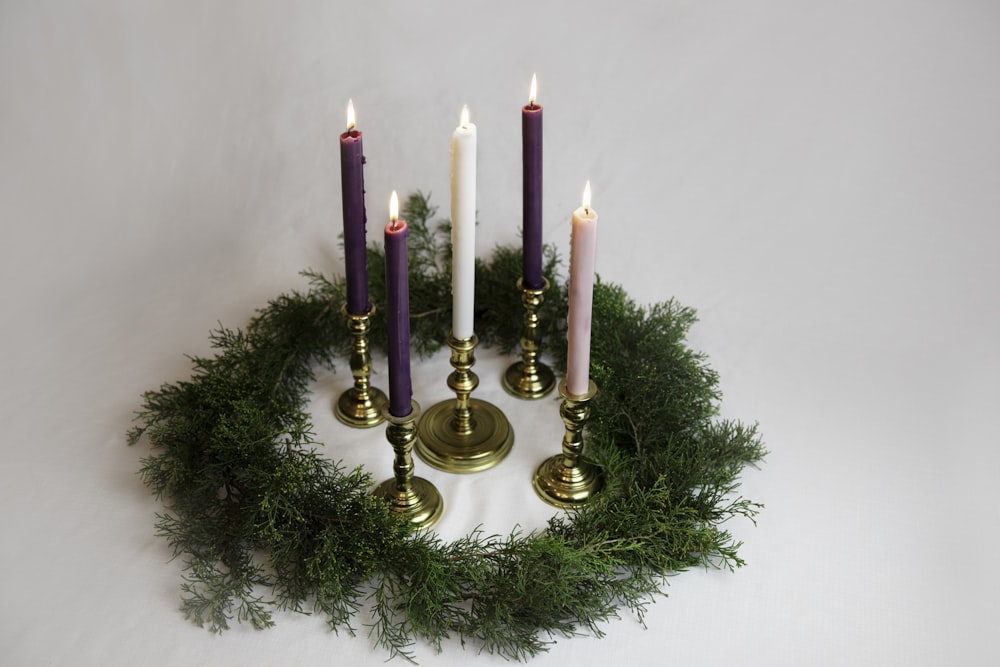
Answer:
xmin=129 ymin=192 xmax=765 ymax=662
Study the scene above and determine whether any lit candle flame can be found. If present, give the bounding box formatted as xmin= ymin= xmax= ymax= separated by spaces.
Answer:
xmin=529 ymin=73 xmax=537 ymax=106
xmin=390 ymin=190 xmax=399 ymax=223
xmin=346 ymin=99 xmax=356 ymax=131
xmin=582 ymin=180 xmax=592 ymax=211
xmin=460 ymin=104 xmax=470 ymax=127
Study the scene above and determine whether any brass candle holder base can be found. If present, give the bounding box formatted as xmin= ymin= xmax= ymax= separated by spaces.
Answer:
xmin=503 ymin=278 xmax=556 ymax=400
xmin=373 ymin=401 xmax=444 ymax=528
xmin=416 ymin=334 xmax=515 ymax=473
xmin=533 ymin=379 xmax=604 ymax=508
xmin=334 ymin=305 xmax=388 ymax=428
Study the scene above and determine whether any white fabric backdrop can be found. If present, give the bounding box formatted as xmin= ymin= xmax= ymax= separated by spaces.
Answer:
xmin=2 ymin=1 xmax=998 ymax=665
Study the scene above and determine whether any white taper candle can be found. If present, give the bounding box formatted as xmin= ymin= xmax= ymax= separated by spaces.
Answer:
xmin=450 ymin=105 xmax=477 ymax=339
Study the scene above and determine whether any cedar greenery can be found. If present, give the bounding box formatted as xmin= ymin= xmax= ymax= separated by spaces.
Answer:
xmin=128 ymin=192 xmax=765 ymax=662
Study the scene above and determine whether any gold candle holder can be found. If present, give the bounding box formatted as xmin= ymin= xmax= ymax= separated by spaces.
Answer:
xmin=533 ymin=379 xmax=604 ymax=508
xmin=416 ymin=334 xmax=515 ymax=473
xmin=334 ymin=305 xmax=388 ymax=428
xmin=503 ymin=278 xmax=556 ymax=399
xmin=373 ymin=401 xmax=444 ymax=528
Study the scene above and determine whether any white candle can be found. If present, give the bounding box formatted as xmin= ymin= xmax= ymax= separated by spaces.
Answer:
xmin=450 ymin=104 xmax=477 ymax=339
xmin=566 ymin=181 xmax=597 ymax=396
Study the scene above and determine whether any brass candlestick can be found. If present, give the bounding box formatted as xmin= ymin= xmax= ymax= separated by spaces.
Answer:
xmin=334 ymin=305 xmax=388 ymax=428
xmin=373 ymin=401 xmax=444 ymax=528
xmin=416 ymin=334 xmax=515 ymax=473
xmin=533 ymin=379 xmax=604 ymax=508
xmin=503 ymin=278 xmax=556 ymax=399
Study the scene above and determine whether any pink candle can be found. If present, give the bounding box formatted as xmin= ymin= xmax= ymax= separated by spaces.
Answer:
xmin=565 ymin=181 xmax=597 ymax=396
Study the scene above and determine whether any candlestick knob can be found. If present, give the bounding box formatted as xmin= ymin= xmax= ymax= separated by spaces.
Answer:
xmin=503 ymin=278 xmax=556 ymax=399
xmin=416 ymin=334 xmax=515 ymax=473
xmin=335 ymin=305 xmax=388 ymax=428
xmin=373 ymin=401 xmax=444 ymax=528
xmin=533 ymin=379 xmax=604 ymax=508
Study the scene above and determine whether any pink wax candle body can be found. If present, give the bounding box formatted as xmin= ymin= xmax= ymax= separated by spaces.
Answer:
xmin=384 ymin=192 xmax=413 ymax=418
xmin=340 ymin=100 xmax=371 ymax=315
xmin=522 ymin=74 xmax=544 ymax=289
xmin=565 ymin=182 xmax=597 ymax=397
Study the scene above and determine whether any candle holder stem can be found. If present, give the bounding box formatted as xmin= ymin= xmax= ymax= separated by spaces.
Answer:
xmin=416 ymin=334 xmax=515 ymax=473
xmin=450 ymin=335 xmax=477 ymax=436
xmin=335 ymin=305 xmax=388 ymax=428
xmin=503 ymin=278 xmax=556 ymax=399
xmin=533 ymin=379 xmax=604 ymax=508
xmin=373 ymin=401 xmax=444 ymax=528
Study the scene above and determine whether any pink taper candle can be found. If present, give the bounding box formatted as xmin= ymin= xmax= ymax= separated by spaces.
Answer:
xmin=566 ymin=181 xmax=597 ymax=397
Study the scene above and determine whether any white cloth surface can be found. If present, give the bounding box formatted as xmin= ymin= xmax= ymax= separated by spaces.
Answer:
xmin=2 ymin=1 xmax=998 ymax=665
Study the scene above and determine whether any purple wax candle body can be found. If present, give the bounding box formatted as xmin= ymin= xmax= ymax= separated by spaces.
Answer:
xmin=384 ymin=216 xmax=413 ymax=418
xmin=340 ymin=129 xmax=371 ymax=315
xmin=522 ymin=102 xmax=544 ymax=289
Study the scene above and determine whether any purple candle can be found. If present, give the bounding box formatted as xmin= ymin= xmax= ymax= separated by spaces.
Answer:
xmin=522 ymin=74 xmax=544 ymax=289
xmin=340 ymin=99 xmax=371 ymax=315
xmin=384 ymin=191 xmax=413 ymax=418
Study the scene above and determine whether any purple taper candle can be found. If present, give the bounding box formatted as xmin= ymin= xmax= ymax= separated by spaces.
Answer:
xmin=340 ymin=99 xmax=371 ymax=315
xmin=522 ymin=74 xmax=544 ymax=289
xmin=385 ymin=191 xmax=413 ymax=418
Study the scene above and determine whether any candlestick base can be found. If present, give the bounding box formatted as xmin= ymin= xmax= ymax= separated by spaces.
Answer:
xmin=503 ymin=361 xmax=556 ymax=400
xmin=417 ymin=398 xmax=514 ymax=473
xmin=533 ymin=379 xmax=604 ymax=508
xmin=373 ymin=401 xmax=444 ymax=528
xmin=335 ymin=387 xmax=389 ymax=428
xmin=373 ymin=475 xmax=444 ymax=528
xmin=503 ymin=278 xmax=555 ymax=400
xmin=334 ymin=305 xmax=388 ymax=428
xmin=416 ymin=334 xmax=515 ymax=473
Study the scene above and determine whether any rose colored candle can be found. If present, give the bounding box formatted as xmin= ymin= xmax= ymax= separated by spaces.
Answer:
xmin=384 ymin=191 xmax=413 ymax=418
xmin=450 ymin=105 xmax=477 ymax=339
xmin=566 ymin=181 xmax=597 ymax=396
xmin=340 ymin=99 xmax=371 ymax=316
xmin=522 ymin=74 xmax=544 ymax=289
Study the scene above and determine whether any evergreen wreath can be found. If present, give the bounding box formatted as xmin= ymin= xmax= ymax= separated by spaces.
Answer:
xmin=128 ymin=192 xmax=766 ymax=662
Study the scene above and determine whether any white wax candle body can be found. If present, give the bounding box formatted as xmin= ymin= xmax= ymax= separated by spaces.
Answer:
xmin=450 ymin=113 xmax=477 ymax=339
xmin=566 ymin=202 xmax=597 ymax=396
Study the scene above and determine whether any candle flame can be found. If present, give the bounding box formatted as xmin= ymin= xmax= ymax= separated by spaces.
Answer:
xmin=582 ymin=181 xmax=592 ymax=210
xmin=390 ymin=190 xmax=399 ymax=222
xmin=529 ymin=73 xmax=537 ymax=105
xmin=346 ymin=99 xmax=356 ymax=131
xmin=460 ymin=104 xmax=470 ymax=127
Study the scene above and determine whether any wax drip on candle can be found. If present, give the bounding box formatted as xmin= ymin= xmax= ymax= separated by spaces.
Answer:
xmin=347 ymin=99 xmax=356 ymax=131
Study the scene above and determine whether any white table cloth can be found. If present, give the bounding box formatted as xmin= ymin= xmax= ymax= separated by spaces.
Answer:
xmin=3 ymin=1 xmax=997 ymax=664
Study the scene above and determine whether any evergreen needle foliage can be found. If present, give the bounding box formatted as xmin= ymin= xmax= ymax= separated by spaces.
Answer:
xmin=129 ymin=192 xmax=765 ymax=662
